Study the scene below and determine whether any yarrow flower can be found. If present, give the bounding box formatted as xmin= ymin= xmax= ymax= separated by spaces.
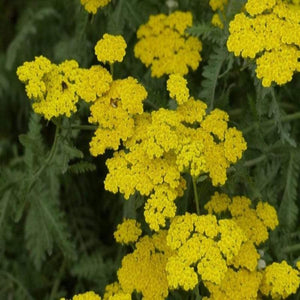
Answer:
xmin=17 ymin=39 xmax=113 ymax=119
xmin=114 ymin=219 xmax=142 ymax=244
xmin=209 ymin=0 xmax=227 ymax=29
xmin=134 ymin=11 xmax=202 ymax=77
xmin=88 ymin=77 xmax=147 ymax=156
xmin=117 ymin=231 xmax=172 ymax=300
xmin=260 ymin=261 xmax=300 ymax=298
xmin=17 ymin=57 xmax=81 ymax=119
xmin=104 ymin=75 xmax=246 ymax=231
xmin=205 ymin=193 xmax=279 ymax=245
xmin=80 ymin=0 xmax=111 ymax=14
xmin=95 ymin=34 xmax=127 ymax=64
xmin=60 ymin=291 xmax=101 ymax=300
xmin=227 ymin=0 xmax=300 ymax=86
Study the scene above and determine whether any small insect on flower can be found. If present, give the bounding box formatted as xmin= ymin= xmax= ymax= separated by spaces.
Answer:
xmin=61 ymin=81 xmax=68 ymax=91
xmin=110 ymin=98 xmax=120 ymax=108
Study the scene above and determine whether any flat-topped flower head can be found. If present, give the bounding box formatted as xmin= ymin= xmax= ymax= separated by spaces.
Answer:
xmin=114 ymin=219 xmax=142 ymax=244
xmin=135 ymin=11 xmax=202 ymax=77
xmin=17 ymin=56 xmax=81 ymax=120
xmin=80 ymin=0 xmax=111 ymax=14
xmin=227 ymin=0 xmax=300 ymax=86
xmin=95 ymin=34 xmax=127 ymax=64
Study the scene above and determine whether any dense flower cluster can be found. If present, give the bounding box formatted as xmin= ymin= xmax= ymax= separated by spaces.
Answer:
xmin=60 ymin=291 xmax=101 ymax=300
xmin=95 ymin=34 xmax=127 ymax=64
xmin=117 ymin=230 xmax=172 ymax=300
xmin=205 ymin=192 xmax=279 ymax=245
xmin=227 ymin=0 xmax=300 ymax=87
xmin=113 ymin=219 xmax=142 ymax=244
xmin=88 ymin=77 xmax=147 ymax=156
xmin=17 ymin=44 xmax=114 ymax=119
xmin=98 ymin=194 xmax=300 ymax=300
xmin=134 ymin=11 xmax=202 ymax=77
xmin=104 ymin=75 xmax=246 ymax=230
xmin=80 ymin=0 xmax=111 ymax=14
xmin=166 ymin=213 xmax=246 ymax=289
xmin=260 ymin=261 xmax=300 ymax=298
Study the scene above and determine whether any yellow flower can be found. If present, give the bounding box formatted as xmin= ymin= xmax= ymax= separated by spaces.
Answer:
xmin=61 ymin=291 xmax=101 ymax=300
xmin=95 ymin=34 xmax=127 ymax=64
xmin=167 ymin=74 xmax=190 ymax=105
xmin=209 ymin=0 xmax=228 ymax=11
xmin=135 ymin=11 xmax=202 ymax=77
xmin=260 ymin=261 xmax=300 ymax=299
xmin=81 ymin=0 xmax=111 ymax=14
xmin=255 ymin=201 xmax=279 ymax=230
xmin=88 ymin=77 xmax=147 ymax=156
xmin=227 ymin=1 xmax=300 ymax=86
xmin=77 ymin=65 xmax=112 ymax=102
xmin=117 ymin=231 xmax=171 ymax=300
xmin=17 ymin=57 xmax=81 ymax=120
xmin=204 ymin=192 xmax=231 ymax=215
xmin=114 ymin=219 xmax=142 ymax=244
xmin=205 ymin=268 xmax=262 ymax=300
xmin=211 ymin=13 xmax=224 ymax=29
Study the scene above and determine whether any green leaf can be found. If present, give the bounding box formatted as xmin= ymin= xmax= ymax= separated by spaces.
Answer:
xmin=25 ymin=183 xmax=76 ymax=269
xmin=199 ymin=44 xmax=228 ymax=110
xmin=68 ymin=161 xmax=96 ymax=174
xmin=278 ymin=150 xmax=300 ymax=229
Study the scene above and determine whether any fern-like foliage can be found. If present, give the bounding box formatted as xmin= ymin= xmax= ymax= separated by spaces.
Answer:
xmin=68 ymin=161 xmax=96 ymax=174
xmin=71 ymin=250 xmax=116 ymax=291
xmin=199 ymin=45 xmax=228 ymax=110
xmin=278 ymin=150 xmax=300 ymax=230
xmin=187 ymin=23 xmax=224 ymax=44
xmin=5 ymin=7 xmax=59 ymax=70
xmin=25 ymin=182 xmax=76 ymax=270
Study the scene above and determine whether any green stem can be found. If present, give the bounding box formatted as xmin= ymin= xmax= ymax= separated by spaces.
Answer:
xmin=49 ymin=260 xmax=66 ymax=300
xmin=244 ymin=154 xmax=266 ymax=167
xmin=243 ymin=112 xmax=300 ymax=134
xmin=70 ymin=124 xmax=97 ymax=131
xmin=282 ymin=243 xmax=300 ymax=253
xmin=110 ymin=63 xmax=114 ymax=78
xmin=192 ymin=176 xmax=200 ymax=215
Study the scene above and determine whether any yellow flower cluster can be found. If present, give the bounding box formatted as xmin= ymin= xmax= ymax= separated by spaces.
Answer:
xmin=104 ymin=195 xmax=300 ymax=300
xmin=17 ymin=57 xmax=81 ymax=119
xmin=88 ymin=77 xmax=147 ymax=156
xmin=104 ymin=75 xmax=246 ymax=231
xmin=209 ymin=0 xmax=227 ymax=29
xmin=114 ymin=219 xmax=142 ymax=244
xmin=117 ymin=231 xmax=172 ymax=300
xmin=103 ymin=282 xmax=131 ymax=300
xmin=260 ymin=261 xmax=300 ymax=298
xmin=60 ymin=291 xmax=101 ymax=300
xmin=227 ymin=0 xmax=300 ymax=87
xmin=166 ymin=213 xmax=246 ymax=290
xmin=134 ymin=11 xmax=202 ymax=77
xmin=95 ymin=34 xmax=127 ymax=64
xmin=205 ymin=268 xmax=263 ymax=300
xmin=205 ymin=192 xmax=279 ymax=245
xmin=17 ymin=35 xmax=130 ymax=119
xmin=80 ymin=0 xmax=111 ymax=14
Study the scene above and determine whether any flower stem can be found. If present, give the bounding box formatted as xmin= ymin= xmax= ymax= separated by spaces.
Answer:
xmin=283 ymin=243 xmax=300 ymax=253
xmin=192 ymin=176 xmax=200 ymax=215
xmin=70 ymin=124 xmax=97 ymax=131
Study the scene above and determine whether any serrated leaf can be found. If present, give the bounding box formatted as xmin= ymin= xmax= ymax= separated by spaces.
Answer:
xmin=278 ymin=150 xmax=300 ymax=229
xmin=25 ymin=184 xmax=76 ymax=269
xmin=199 ymin=45 xmax=228 ymax=110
